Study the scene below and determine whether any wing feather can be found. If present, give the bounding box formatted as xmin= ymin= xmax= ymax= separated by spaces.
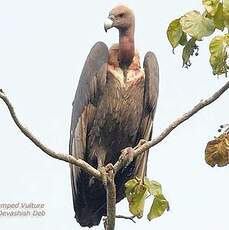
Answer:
xmin=134 ymin=51 xmax=159 ymax=177
xmin=69 ymin=42 xmax=108 ymax=200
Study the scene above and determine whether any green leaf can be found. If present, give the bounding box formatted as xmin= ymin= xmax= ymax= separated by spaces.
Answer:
xmin=202 ymin=0 xmax=220 ymax=16
xmin=144 ymin=178 xmax=162 ymax=196
xmin=223 ymin=0 xmax=229 ymax=28
xmin=167 ymin=19 xmax=183 ymax=49
xmin=209 ymin=34 xmax=229 ymax=76
xmin=147 ymin=194 xmax=169 ymax=221
xmin=125 ymin=178 xmax=139 ymax=195
xmin=214 ymin=3 xmax=225 ymax=31
xmin=182 ymin=37 xmax=198 ymax=68
xmin=179 ymin=32 xmax=188 ymax=46
xmin=125 ymin=178 xmax=147 ymax=218
xmin=180 ymin=10 xmax=215 ymax=40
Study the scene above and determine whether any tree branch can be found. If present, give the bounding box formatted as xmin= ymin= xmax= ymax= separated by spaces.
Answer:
xmin=1 ymin=80 xmax=229 ymax=230
xmin=0 ymin=88 xmax=116 ymax=230
xmin=105 ymin=168 xmax=116 ymax=230
xmin=0 ymin=89 xmax=101 ymax=180
xmin=115 ymin=215 xmax=136 ymax=223
xmin=114 ymin=80 xmax=229 ymax=172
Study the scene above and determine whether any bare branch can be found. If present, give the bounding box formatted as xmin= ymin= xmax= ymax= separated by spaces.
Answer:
xmin=114 ymin=80 xmax=229 ymax=171
xmin=105 ymin=167 xmax=116 ymax=230
xmin=0 ymin=89 xmax=101 ymax=180
xmin=116 ymin=215 xmax=136 ymax=223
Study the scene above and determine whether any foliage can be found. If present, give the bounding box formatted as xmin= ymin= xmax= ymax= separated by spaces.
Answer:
xmin=167 ymin=0 xmax=229 ymax=76
xmin=166 ymin=19 xmax=184 ymax=49
xmin=224 ymin=0 xmax=229 ymax=28
xmin=209 ymin=34 xmax=229 ymax=75
xmin=203 ymin=0 xmax=220 ymax=16
xmin=125 ymin=177 xmax=169 ymax=221
xmin=205 ymin=132 xmax=229 ymax=167
xmin=180 ymin=10 xmax=215 ymax=40
xmin=182 ymin=38 xmax=199 ymax=67
xmin=147 ymin=194 xmax=169 ymax=221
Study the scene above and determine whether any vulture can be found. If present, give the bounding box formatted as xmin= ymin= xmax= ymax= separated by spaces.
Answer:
xmin=69 ymin=5 xmax=159 ymax=228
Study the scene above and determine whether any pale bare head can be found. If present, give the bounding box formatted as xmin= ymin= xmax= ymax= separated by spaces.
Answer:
xmin=104 ymin=5 xmax=135 ymax=32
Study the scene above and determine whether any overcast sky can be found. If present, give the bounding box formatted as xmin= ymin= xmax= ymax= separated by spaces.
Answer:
xmin=0 ymin=0 xmax=229 ymax=230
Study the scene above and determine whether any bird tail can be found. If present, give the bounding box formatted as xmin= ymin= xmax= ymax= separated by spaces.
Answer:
xmin=71 ymin=161 xmax=137 ymax=227
xmin=72 ymin=171 xmax=106 ymax=227
xmin=75 ymin=206 xmax=105 ymax=228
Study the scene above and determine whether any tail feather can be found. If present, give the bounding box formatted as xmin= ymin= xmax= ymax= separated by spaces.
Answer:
xmin=72 ymin=161 xmax=136 ymax=227
xmin=75 ymin=206 xmax=105 ymax=227
xmin=73 ymin=171 xmax=106 ymax=227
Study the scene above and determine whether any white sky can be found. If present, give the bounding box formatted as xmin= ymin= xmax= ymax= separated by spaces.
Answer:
xmin=0 ymin=0 xmax=229 ymax=230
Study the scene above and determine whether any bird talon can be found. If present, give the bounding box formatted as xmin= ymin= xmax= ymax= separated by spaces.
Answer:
xmin=98 ymin=164 xmax=114 ymax=186
xmin=105 ymin=163 xmax=114 ymax=173
xmin=134 ymin=139 xmax=147 ymax=150
xmin=120 ymin=147 xmax=134 ymax=167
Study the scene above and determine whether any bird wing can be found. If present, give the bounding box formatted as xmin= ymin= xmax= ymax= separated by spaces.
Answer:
xmin=69 ymin=42 xmax=108 ymax=198
xmin=134 ymin=51 xmax=159 ymax=178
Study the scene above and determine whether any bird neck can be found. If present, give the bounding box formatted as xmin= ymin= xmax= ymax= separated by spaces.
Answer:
xmin=118 ymin=25 xmax=135 ymax=68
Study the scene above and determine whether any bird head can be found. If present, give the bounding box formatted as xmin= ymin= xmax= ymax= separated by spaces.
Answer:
xmin=104 ymin=5 xmax=135 ymax=32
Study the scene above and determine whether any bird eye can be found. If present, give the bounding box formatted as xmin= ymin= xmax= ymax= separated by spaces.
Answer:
xmin=118 ymin=13 xmax=124 ymax=17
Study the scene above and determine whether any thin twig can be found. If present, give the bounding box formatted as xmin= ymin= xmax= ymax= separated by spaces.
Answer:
xmin=114 ymin=80 xmax=229 ymax=172
xmin=0 ymin=89 xmax=101 ymax=180
xmin=116 ymin=215 xmax=136 ymax=223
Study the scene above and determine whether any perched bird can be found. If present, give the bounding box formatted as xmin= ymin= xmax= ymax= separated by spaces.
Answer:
xmin=69 ymin=5 xmax=159 ymax=227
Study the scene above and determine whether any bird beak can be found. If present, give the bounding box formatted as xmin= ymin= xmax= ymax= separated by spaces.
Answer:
xmin=104 ymin=16 xmax=114 ymax=32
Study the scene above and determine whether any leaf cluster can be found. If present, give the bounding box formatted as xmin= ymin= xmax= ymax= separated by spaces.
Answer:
xmin=125 ymin=177 xmax=169 ymax=221
xmin=167 ymin=0 xmax=229 ymax=76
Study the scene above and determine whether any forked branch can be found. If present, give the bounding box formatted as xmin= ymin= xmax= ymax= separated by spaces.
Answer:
xmin=1 ymin=80 xmax=229 ymax=230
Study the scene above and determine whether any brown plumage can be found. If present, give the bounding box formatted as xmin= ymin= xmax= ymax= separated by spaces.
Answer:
xmin=69 ymin=5 xmax=159 ymax=227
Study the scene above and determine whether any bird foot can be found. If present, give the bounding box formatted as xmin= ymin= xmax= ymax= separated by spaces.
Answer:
xmin=119 ymin=147 xmax=134 ymax=167
xmin=134 ymin=139 xmax=147 ymax=150
xmin=98 ymin=163 xmax=114 ymax=186
xmin=105 ymin=163 xmax=115 ymax=172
